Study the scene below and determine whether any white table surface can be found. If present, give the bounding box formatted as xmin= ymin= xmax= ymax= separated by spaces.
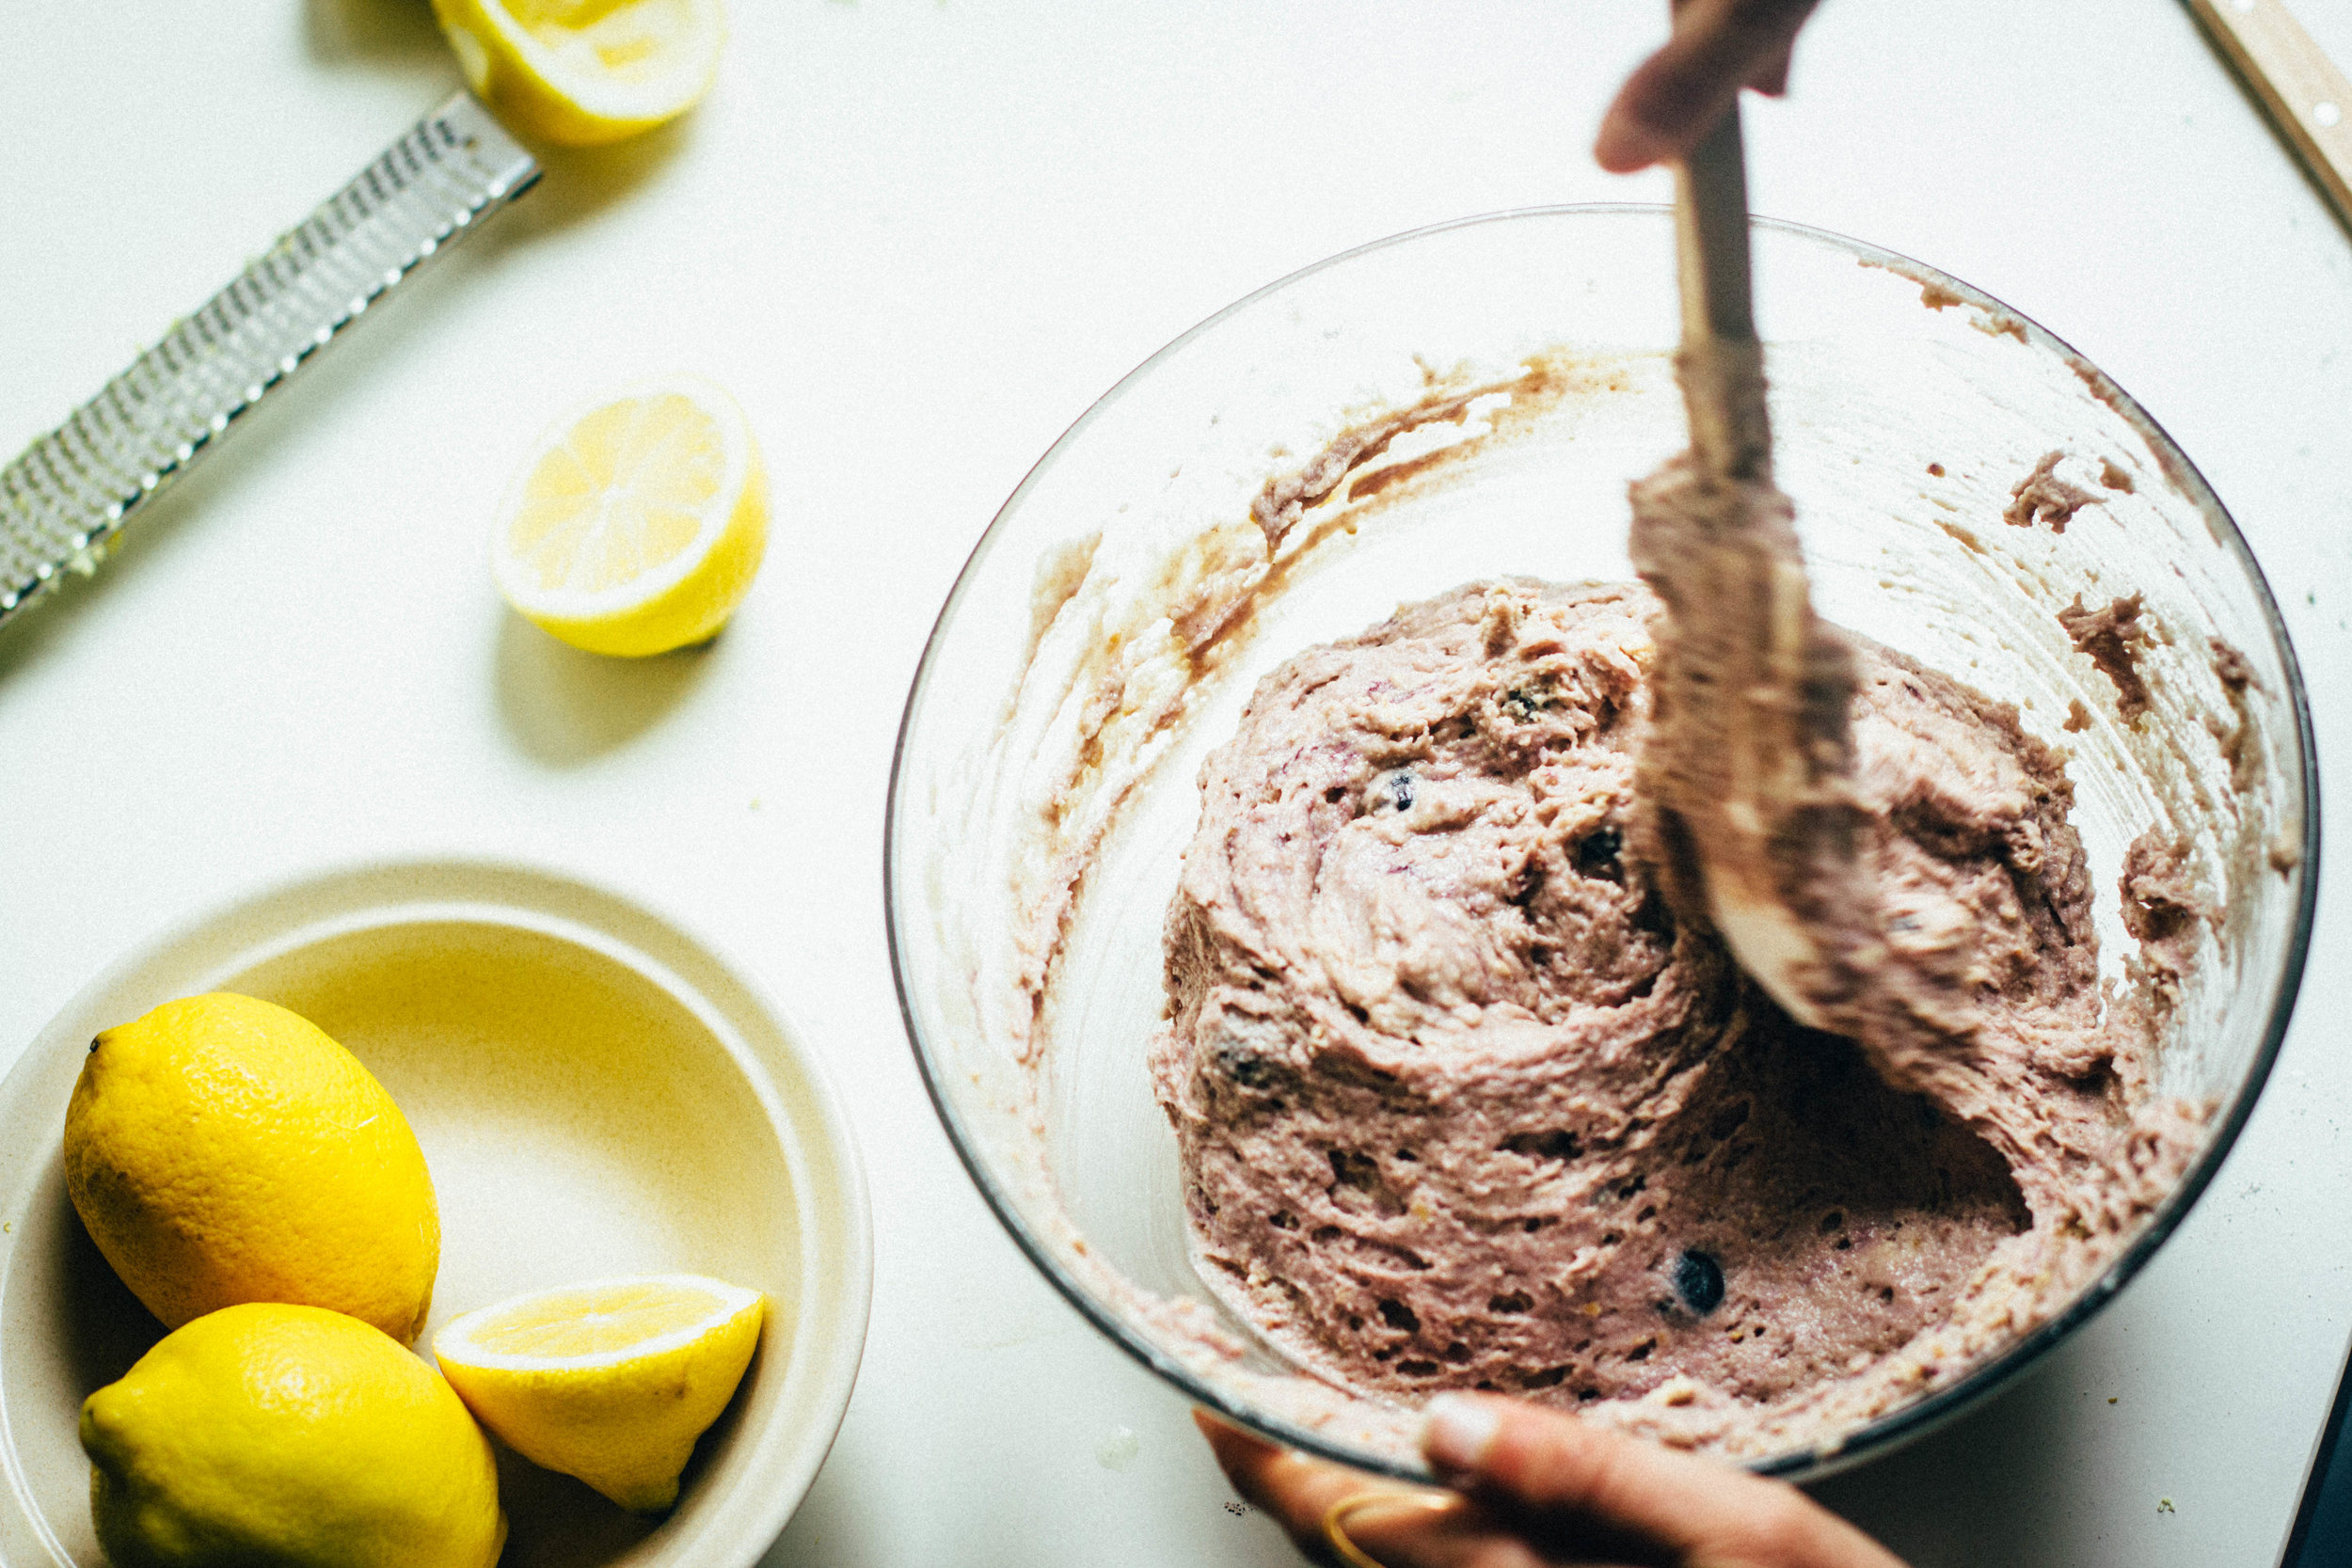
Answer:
xmin=4 ymin=3 xmax=2347 ymax=1564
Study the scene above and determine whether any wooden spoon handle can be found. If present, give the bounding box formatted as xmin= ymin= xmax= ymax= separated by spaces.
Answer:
xmin=1675 ymin=106 xmax=1757 ymax=347
xmin=1673 ymin=105 xmax=1772 ymax=482
xmin=2189 ymin=0 xmax=2352 ymax=231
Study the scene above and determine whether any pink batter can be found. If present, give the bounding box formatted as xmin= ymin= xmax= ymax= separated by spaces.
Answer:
xmin=1150 ymin=578 xmax=2201 ymax=1453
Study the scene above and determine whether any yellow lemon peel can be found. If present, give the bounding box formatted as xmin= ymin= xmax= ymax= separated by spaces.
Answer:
xmin=436 ymin=1274 xmax=766 ymax=1513
xmin=431 ymin=0 xmax=725 ymax=147
xmin=491 ymin=375 xmax=769 ymax=657
xmin=81 ymin=1303 xmax=504 ymax=1568
xmin=63 ymin=992 xmax=439 ymax=1343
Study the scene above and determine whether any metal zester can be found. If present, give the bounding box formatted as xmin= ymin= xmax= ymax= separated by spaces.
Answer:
xmin=0 ymin=92 xmax=538 ymax=630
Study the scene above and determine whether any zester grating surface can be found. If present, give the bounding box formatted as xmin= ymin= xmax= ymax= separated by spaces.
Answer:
xmin=0 ymin=92 xmax=538 ymax=628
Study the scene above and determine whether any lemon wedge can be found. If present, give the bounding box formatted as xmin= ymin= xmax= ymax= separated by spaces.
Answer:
xmin=431 ymin=0 xmax=726 ymax=147
xmin=434 ymin=1275 xmax=766 ymax=1513
xmin=491 ymin=374 xmax=769 ymax=657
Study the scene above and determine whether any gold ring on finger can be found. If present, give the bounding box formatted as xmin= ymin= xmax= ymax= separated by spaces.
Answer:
xmin=1320 ymin=1490 xmax=1462 ymax=1568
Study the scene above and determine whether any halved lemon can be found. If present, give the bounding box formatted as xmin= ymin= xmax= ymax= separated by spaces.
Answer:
xmin=434 ymin=1274 xmax=767 ymax=1513
xmin=491 ymin=374 xmax=768 ymax=657
xmin=432 ymin=0 xmax=726 ymax=148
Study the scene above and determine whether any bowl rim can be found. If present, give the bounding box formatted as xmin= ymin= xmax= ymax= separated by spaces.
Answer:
xmin=0 ymin=853 xmax=874 ymax=1565
xmin=883 ymin=202 xmax=2322 ymax=1483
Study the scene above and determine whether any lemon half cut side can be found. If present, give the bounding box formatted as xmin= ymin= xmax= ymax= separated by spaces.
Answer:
xmin=491 ymin=374 xmax=769 ymax=657
xmin=432 ymin=0 xmax=726 ymax=148
xmin=435 ymin=1274 xmax=767 ymax=1513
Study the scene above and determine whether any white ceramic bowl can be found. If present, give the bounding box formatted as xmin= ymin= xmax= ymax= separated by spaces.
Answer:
xmin=0 ymin=858 xmax=870 ymax=1568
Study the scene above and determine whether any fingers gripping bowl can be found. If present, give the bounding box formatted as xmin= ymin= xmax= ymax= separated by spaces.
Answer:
xmin=886 ymin=208 xmax=2317 ymax=1480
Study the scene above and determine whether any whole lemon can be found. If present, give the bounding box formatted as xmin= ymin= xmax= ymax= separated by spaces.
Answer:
xmin=63 ymin=992 xmax=439 ymax=1343
xmin=81 ymin=1303 xmax=505 ymax=1568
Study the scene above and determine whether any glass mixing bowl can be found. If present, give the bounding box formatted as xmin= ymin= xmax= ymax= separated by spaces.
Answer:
xmin=885 ymin=207 xmax=2318 ymax=1481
